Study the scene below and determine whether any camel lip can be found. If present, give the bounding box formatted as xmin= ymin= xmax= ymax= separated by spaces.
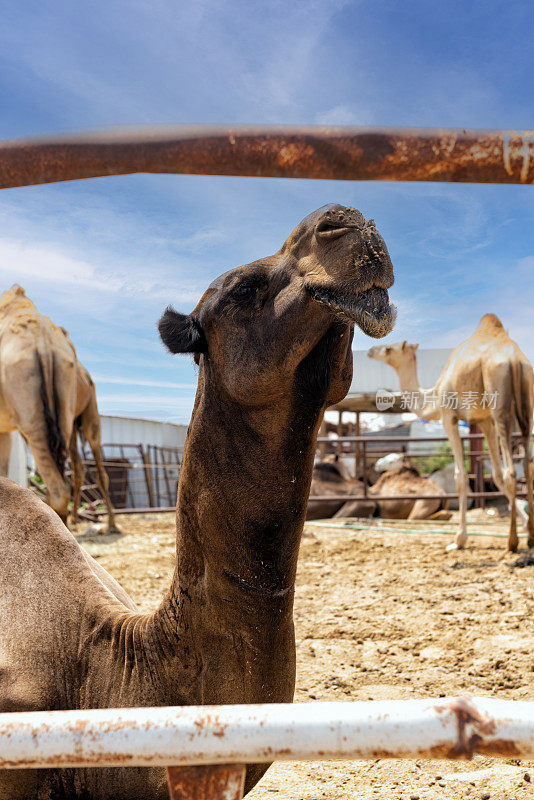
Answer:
xmin=307 ymin=285 xmax=397 ymax=339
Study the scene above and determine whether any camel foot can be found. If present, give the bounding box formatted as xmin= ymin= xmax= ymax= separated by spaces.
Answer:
xmin=106 ymin=525 xmax=122 ymax=536
xmin=446 ymin=542 xmax=463 ymax=552
xmin=508 ymin=540 xmax=519 ymax=553
xmin=528 ymin=537 xmax=534 ymax=550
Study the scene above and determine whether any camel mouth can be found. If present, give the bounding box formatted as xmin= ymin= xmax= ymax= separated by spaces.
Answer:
xmin=308 ymin=285 xmax=397 ymax=338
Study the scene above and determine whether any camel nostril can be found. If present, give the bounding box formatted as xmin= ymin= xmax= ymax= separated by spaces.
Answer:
xmin=315 ymin=220 xmax=352 ymax=240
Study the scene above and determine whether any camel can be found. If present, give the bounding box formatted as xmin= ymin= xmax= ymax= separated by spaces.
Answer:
xmin=68 ymin=359 xmax=120 ymax=533
xmin=0 ymin=285 xmax=118 ymax=533
xmin=307 ymin=456 xmax=376 ymax=519
xmin=0 ymin=204 xmax=395 ymax=799
xmin=307 ymin=457 xmax=449 ymax=521
xmin=58 ymin=324 xmax=119 ymax=532
xmin=369 ymin=464 xmax=451 ymax=520
xmin=368 ymin=315 xmax=534 ymax=551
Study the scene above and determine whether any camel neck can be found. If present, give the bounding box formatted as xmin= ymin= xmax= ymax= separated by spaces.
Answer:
xmin=396 ymin=355 xmax=421 ymax=395
xmin=394 ymin=356 xmax=437 ymax=418
xmin=156 ymin=379 xmax=320 ymax=706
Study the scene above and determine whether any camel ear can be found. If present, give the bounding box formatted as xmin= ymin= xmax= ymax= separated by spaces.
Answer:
xmin=158 ymin=307 xmax=207 ymax=355
xmin=401 ymin=340 xmax=407 ymax=350
xmin=413 ymin=343 xmax=419 ymax=350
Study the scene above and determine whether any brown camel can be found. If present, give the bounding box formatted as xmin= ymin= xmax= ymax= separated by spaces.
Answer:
xmin=307 ymin=458 xmax=449 ymax=521
xmin=368 ymin=316 xmax=534 ymax=550
xmin=307 ymin=457 xmax=376 ymax=519
xmin=0 ymin=285 xmax=118 ymax=532
xmin=369 ymin=465 xmax=451 ymax=520
xmin=0 ymin=204 xmax=395 ymax=799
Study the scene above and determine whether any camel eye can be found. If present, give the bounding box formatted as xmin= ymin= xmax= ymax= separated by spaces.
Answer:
xmin=232 ymin=283 xmax=258 ymax=300
xmin=230 ymin=273 xmax=268 ymax=304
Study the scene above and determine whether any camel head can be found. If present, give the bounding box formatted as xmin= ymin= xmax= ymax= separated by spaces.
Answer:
xmin=368 ymin=340 xmax=418 ymax=369
xmin=0 ymin=284 xmax=34 ymax=315
xmin=159 ymin=204 xmax=396 ymax=410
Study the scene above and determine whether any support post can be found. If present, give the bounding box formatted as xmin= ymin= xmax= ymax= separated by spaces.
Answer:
xmin=141 ymin=446 xmax=155 ymax=508
xmin=337 ymin=411 xmax=343 ymax=456
xmin=318 ymin=419 xmax=327 ymax=460
xmin=167 ymin=765 xmax=246 ymax=800
xmin=354 ymin=412 xmax=361 ymax=478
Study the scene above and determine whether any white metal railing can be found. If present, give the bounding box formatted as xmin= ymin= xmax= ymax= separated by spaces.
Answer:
xmin=0 ymin=697 xmax=531 ymax=770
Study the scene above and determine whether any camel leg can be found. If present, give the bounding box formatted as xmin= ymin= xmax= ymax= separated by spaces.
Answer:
xmin=408 ymin=498 xmax=440 ymax=520
xmin=441 ymin=415 xmax=469 ymax=551
xmin=478 ymin=418 xmax=506 ymax=495
xmin=522 ymin=432 xmax=534 ymax=548
xmin=494 ymin=415 xmax=518 ymax=552
xmin=478 ymin=416 xmax=520 ymax=550
xmin=0 ymin=433 xmax=12 ymax=477
xmin=81 ymin=409 xmax=120 ymax=534
xmin=25 ymin=433 xmax=70 ymax=524
xmin=68 ymin=428 xmax=85 ymax=526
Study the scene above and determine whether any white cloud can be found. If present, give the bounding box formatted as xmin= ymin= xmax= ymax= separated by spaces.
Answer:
xmin=0 ymin=236 xmax=204 ymax=305
xmin=315 ymin=104 xmax=375 ymax=126
xmin=0 ymin=238 xmax=122 ymax=291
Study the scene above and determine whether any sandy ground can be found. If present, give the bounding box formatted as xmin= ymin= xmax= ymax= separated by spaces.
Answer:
xmin=75 ymin=510 xmax=534 ymax=799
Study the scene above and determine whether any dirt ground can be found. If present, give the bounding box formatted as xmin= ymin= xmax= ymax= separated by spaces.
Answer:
xmin=75 ymin=509 xmax=534 ymax=799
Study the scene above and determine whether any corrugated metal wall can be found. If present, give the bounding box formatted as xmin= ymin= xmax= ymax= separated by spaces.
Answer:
xmin=8 ymin=432 xmax=27 ymax=487
xmin=350 ymin=348 xmax=453 ymax=393
xmin=99 ymin=416 xmax=188 ymax=450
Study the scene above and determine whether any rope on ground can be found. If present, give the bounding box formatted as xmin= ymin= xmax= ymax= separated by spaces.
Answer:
xmin=308 ymin=520 xmax=515 ymax=538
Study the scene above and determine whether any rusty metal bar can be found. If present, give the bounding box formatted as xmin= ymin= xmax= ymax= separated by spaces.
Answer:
xmin=0 ymin=697 xmax=532 ymax=769
xmin=317 ymin=432 xmax=530 ymax=444
xmin=166 ymin=765 xmax=246 ymax=800
xmin=94 ymin=506 xmax=175 ymax=515
xmin=1 ymin=126 xmax=534 ymax=189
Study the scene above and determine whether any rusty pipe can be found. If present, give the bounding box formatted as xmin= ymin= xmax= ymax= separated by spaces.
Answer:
xmin=1 ymin=126 xmax=534 ymax=189
xmin=0 ymin=697 xmax=532 ymax=769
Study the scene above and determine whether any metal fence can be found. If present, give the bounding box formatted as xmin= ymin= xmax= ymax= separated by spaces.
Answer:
xmin=312 ymin=431 xmax=532 ymax=506
xmin=67 ymin=442 xmax=182 ymax=516
xmin=62 ymin=432 xmax=532 ymax=517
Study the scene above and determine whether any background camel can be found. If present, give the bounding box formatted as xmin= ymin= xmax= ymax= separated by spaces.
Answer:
xmin=369 ymin=464 xmax=450 ymax=520
xmin=307 ymin=457 xmax=449 ymax=521
xmin=307 ymin=457 xmax=376 ymax=519
xmin=368 ymin=315 xmax=534 ymax=550
xmin=0 ymin=285 xmax=117 ymax=532
xmin=0 ymin=204 xmax=395 ymax=800
xmin=68 ymin=359 xmax=119 ymax=533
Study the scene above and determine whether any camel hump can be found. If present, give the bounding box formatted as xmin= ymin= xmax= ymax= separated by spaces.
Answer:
xmin=0 ymin=477 xmax=50 ymax=527
xmin=477 ymin=313 xmax=504 ymax=331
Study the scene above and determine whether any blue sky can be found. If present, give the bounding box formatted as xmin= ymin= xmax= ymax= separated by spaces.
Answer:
xmin=1 ymin=0 xmax=533 ymax=423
